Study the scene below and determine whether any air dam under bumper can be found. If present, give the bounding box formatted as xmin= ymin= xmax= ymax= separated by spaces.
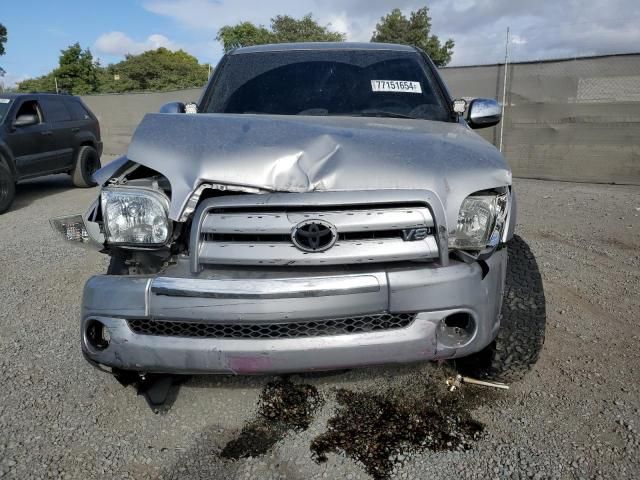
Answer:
xmin=81 ymin=250 xmax=506 ymax=374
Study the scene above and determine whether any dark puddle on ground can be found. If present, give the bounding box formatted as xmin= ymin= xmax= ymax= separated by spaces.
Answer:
xmin=221 ymin=377 xmax=323 ymax=459
xmin=310 ymin=381 xmax=490 ymax=480
xmin=221 ymin=370 xmax=499 ymax=480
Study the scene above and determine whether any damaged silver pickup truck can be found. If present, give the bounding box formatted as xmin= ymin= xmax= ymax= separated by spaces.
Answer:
xmin=52 ymin=42 xmax=545 ymax=383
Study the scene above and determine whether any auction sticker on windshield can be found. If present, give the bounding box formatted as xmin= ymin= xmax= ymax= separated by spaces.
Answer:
xmin=371 ymin=80 xmax=422 ymax=94
xmin=0 ymin=99 xmax=10 ymax=103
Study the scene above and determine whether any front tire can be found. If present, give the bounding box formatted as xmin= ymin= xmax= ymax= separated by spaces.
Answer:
xmin=0 ymin=162 xmax=16 ymax=214
xmin=71 ymin=146 xmax=101 ymax=188
xmin=457 ymin=235 xmax=546 ymax=382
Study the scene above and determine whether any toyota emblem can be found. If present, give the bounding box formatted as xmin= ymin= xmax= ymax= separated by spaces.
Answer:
xmin=291 ymin=219 xmax=338 ymax=252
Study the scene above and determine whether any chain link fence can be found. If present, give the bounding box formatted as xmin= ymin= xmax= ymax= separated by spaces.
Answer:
xmin=441 ymin=53 xmax=640 ymax=184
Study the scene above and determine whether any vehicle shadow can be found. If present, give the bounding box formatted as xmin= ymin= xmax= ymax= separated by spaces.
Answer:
xmin=10 ymin=174 xmax=79 ymax=212
xmin=119 ymin=363 xmax=433 ymax=416
xmin=147 ymin=362 xmax=449 ymax=408
xmin=181 ymin=361 xmax=444 ymax=391
xmin=175 ymin=364 xmax=399 ymax=394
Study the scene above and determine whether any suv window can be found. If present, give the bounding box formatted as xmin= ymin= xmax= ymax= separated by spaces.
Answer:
xmin=66 ymin=99 xmax=92 ymax=121
xmin=15 ymin=100 xmax=43 ymax=123
xmin=41 ymin=97 xmax=72 ymax=123
xmin=203 ymin=50 xmax=450 ymax=121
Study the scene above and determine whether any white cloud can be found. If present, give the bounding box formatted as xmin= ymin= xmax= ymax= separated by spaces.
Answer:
xmin=510 ymin=35 xmax=527 ymax=46
xmin=143 ymin=0 xmax=228 ymax=30
xmin=142 ymin=0 xmax=640 ymax=66
xmin=144 ymin=0 xmax=363 ymax=36
xmin=142 ymin=0 xmax=355 ymax=60
xmin=94 ymin=31 xmax=178 ymax=56
xmin=325 ymin=13 xmax=349 ymax=38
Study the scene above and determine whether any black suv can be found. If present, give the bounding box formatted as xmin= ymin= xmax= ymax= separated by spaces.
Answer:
xmin=0 ymin=93 xmax=102 ymax=213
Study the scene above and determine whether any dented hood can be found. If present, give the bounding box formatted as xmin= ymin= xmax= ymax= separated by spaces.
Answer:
xmin=115 ymin=113 xmax=511 ymax=225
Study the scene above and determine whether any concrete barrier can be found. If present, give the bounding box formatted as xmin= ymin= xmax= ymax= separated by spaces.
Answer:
xmin=82 ymin=88 xmax=202 ymax=156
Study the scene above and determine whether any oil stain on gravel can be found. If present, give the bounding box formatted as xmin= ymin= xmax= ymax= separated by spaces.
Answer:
xmin=310 ymin=376 xmax=491 ymax=480
xmin=221 ymin=377 xmax=323 ymax=459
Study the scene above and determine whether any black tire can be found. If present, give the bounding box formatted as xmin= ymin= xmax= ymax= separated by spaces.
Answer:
xmin=457 ymin=235 xmax=546 ymax=382
xmin=0 ymin=162 xmax=16 ymax=214
xmin=71 ymin=146 xmax=101 ymax=188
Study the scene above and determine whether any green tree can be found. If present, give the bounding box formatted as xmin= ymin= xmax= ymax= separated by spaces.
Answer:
xmin=17 ymin=43 xmax=99 ymax=94
xmin=15 ymin=73 xmax=57 ymax=93
xmin=0 ymin=23 xmax=7 ymax=56
xmin=98 ymin=48 xmax=210 ymax=93
xmin=0 ymin=23 xmax=7 ymax=77
xmin=371 ymin=7 xmax=454 ymax=66
xmin=270 ymin=14 xmax=346 ymax=43
xmin=55 ymin=43 xmax=99 ymax=94
xmin=18 ymin=45 xmax=210 ymax=94
xmin=216 ymin=22 xmax=274 ymax=51
xmin=217 ymin=14 xmax=345 ymax=52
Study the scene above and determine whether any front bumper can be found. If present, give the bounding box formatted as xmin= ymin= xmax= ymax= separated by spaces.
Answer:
xmin=82 ymin=250 xmax=507 ymax=374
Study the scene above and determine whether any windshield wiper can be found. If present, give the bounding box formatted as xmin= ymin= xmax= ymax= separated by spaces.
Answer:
xmin=355 ymin=110 xmax=418 ymax=119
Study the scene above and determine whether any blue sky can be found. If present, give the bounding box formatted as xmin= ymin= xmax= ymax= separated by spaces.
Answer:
xmin=2 ymin=0 xmax=639 ymax=87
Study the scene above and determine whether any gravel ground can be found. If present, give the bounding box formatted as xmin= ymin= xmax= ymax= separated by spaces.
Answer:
xmin=0 ymin=167 xmax=638 ymax=480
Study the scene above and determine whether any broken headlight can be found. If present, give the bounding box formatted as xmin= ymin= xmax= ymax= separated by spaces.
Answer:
xmin=449 ymin=192 xmax=509 ymax=251
xmin=101 ymin=187 xmax=171 ymax=246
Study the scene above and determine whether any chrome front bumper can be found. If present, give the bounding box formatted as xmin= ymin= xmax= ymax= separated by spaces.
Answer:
xmin=81 ymin=250 xmax=507 ymax=374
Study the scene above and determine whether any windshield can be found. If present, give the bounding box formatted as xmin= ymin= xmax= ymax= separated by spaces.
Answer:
xmin=0 ymin=98 xmax=11 ymax=122
xmin=203 ymin=50 xmax=450 ymax=121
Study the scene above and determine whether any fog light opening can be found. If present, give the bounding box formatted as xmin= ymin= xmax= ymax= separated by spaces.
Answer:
xmin=444 ymin=312 xmax=472 ymax=331
xmin=439 ymin=312 xmax=476 ymax=347
xmin=86 ymin=320 xmax=110 ymax=350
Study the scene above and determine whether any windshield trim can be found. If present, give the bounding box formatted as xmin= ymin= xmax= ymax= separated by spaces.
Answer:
xmin=417 ymin=49 xmax=454 ymax=117
xmin=230 ymin=44 xmax=418 ymax=56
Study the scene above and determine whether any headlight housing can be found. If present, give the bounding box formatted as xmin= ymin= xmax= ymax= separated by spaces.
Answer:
xmin=449 ymin=192 xmax=509 ymax=251
xmin=101 ymin=187 xmax=172 ymax=246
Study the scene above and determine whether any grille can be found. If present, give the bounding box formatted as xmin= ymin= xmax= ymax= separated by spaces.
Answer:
xmin=127 ymin=313 xmax=416 ymax=339
xmin=191 ymin=198 xmax=440 ymax=269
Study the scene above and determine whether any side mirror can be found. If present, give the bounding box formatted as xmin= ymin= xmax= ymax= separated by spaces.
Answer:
xmin=13 ymin=113 xmax=39 ymax=128
xmin=159 ymin=102 xmax=186 ymax=114
xmin=467 ymin=98 xmax=501 ymax=129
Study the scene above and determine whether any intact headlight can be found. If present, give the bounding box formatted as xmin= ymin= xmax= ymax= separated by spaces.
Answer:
xmin=101 ymin=187 xmax=171 ymax=246
xmin=449 ymin=192 xmax=509 ymax=251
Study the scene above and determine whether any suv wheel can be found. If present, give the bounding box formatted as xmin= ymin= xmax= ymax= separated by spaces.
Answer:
xmin=72 ymin=146 xmax=101 ymax=188
xmin=0 ymin=162 xmax=16 ymax=214
xmin=456 ymin=235 xmax=546 ymax=382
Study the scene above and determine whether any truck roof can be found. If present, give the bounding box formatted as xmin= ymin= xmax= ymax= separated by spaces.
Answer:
xmin=231 ymin=42 xmax=418 ymax=55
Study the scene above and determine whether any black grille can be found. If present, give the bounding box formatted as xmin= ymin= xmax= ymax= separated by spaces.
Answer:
xmin=202 ymin=229 xmax=433 ymax=243
xmin=127 ymin=313 xmax=415 ymax=339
